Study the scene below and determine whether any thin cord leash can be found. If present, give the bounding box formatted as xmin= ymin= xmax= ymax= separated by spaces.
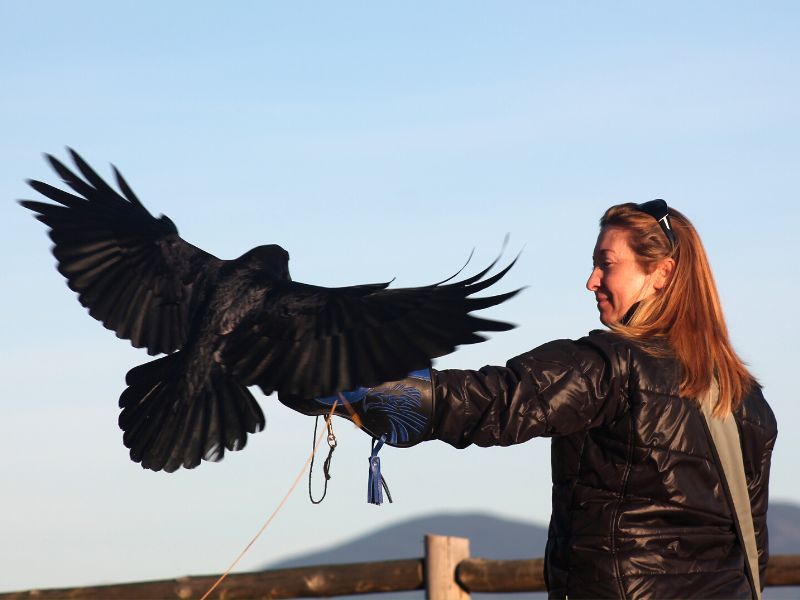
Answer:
xmin=307 ymin=392 xmax=363 ymax=503
xmin=338 ymin=394 xmax=362 ymax=428
xmin=308 ymin=415 xmax=337 ymax=504
xmin=199 ymin=398 xmax=339 ymax=600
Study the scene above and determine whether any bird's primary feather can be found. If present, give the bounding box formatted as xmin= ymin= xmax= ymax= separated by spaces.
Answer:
xmin=21 ymin=150 xmax=221 ymax=355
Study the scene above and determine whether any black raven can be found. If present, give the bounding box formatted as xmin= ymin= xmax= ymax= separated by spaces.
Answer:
xmin=20 ymin=149 xmax=519 ymax=472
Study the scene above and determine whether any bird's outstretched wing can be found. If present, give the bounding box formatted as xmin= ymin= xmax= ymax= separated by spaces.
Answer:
xmin=20 ymin=149 xmax=221 ymax=355
xmin=222 ymin=257 xmax=520 ymax=398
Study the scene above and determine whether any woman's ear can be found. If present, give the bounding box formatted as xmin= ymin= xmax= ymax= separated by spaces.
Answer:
xmin=653 ymin=258 xmax=675 ymax=291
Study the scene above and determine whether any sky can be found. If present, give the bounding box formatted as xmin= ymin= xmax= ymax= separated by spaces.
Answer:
xmin=1 ymin=0 xmax=799 ymax=593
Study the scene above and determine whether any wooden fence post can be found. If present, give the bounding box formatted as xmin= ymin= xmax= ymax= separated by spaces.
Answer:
xmin=425 ymin=534 xmax=471 ymax=600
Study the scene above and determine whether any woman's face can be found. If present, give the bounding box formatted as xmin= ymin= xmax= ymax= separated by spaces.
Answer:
xmin=586 ymin=226 xmax=660 ymax=326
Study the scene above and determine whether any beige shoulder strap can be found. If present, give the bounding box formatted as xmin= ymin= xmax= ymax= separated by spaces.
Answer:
xmin=701 ymin=380 xmax=761 ymax=600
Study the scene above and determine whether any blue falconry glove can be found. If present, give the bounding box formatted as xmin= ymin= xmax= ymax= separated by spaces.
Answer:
xmin=279 ymin=370 xmax=435 ymax=505
xmin=278 ymin=369 xmax=435 ymax=448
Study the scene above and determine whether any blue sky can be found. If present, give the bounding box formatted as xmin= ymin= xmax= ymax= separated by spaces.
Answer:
xmin=1 ymin=1 xmax=799 ymax=592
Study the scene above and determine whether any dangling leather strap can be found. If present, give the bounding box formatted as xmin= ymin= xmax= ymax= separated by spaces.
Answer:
xmin=701 ymin=380 xmax=761 ymax=600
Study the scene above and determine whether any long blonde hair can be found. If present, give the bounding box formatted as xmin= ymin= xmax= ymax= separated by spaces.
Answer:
xmin=601 ymin=203 xmax=756 ymax=416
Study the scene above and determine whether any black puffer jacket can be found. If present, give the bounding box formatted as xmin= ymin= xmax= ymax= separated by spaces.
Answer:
xmin=431 ymin=331 xmax=777 ymax=600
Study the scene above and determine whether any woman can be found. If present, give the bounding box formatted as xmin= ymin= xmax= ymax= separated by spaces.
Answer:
xmin=284 ymin=201 xmax=777 ymax=599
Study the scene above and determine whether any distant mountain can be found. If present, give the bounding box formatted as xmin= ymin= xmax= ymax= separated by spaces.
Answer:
xmin=765 ymin=501 xmax=800 ymax=555
xmin=264 ymin=501 xmax=800 ymax=599
xmin=268 ymin=512 xmax=549 ymax=569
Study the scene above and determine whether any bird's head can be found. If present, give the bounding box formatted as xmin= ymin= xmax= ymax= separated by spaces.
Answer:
xmin=237 ymin=244 xmax=291 ymax=280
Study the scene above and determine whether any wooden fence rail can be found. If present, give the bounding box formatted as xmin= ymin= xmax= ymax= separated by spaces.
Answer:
xmin=2 ymin=536 xmax=798 ymax=599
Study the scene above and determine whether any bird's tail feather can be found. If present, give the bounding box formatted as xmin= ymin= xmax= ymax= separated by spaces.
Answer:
xmin=118 ymin=352 xmax=265 ymax=472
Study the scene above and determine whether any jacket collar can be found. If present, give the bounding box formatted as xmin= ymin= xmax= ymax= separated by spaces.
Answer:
xmin=621 ymin=301 xmax=641 ymax=326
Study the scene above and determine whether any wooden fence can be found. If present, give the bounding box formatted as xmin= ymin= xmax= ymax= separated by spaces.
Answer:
xmin=2 ymin=535 xmax=799 ymax=599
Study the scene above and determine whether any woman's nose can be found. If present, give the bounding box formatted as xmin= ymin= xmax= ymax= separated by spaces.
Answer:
xmin=586 ymin=267 xmax=600 ymax=292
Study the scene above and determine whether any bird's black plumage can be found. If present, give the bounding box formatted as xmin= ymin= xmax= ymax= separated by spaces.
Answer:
xmin=21 ymin=149 xmax=520 ymax=472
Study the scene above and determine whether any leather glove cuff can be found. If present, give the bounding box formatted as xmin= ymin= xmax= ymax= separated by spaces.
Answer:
xmin=279 ymin=369 xmax=435 ymax=447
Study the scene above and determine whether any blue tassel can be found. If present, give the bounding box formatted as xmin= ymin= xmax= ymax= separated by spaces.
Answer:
xmin=367 ymin=435 xmax=392 ymax=505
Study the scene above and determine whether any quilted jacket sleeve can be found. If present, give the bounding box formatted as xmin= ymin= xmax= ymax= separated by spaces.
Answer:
xmin=429 ymin=334 xmax=629 ymax=448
